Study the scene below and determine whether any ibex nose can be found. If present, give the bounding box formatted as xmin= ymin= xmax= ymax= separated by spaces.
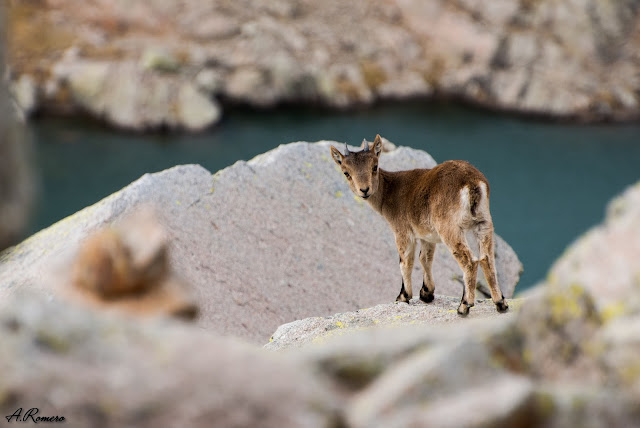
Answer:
xmin=360 ymin=187 xmax=370 ymax=195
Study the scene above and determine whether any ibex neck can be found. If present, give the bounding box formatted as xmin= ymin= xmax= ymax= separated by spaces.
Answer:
xmin=365 ymin=169 xmax=389 ymax=214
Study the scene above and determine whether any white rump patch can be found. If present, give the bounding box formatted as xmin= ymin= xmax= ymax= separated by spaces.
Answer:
xmin=478 ymin=182 xmax=487 ymax=198
xmin=459 ymin=186 xmax=470 ymax=211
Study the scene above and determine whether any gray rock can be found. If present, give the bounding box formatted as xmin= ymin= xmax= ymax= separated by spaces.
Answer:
xmin=60 ymin=60 xmax=110 ymax=110
xmin=65 ymin=207 xmax=199 ymax=320
xmin=195 ymin=68 xmax=222 ymax=94
xmin=0 ymin=164 xmax=211 ymax=302
xmin=533 ymin=385 xmax=640 ymax=428
xmin=508 ymin=285 xmax=605 ymax=383
xmin=10 ymin=74 xmax=37 ymax=116
xmin=0 ymin=295 xmax=339 ymax=428
xmin=352 ymin=372 xmax=535 ymax=428
xmin=345 ymin=340 xmax=505 ymax=427
xmin=278 ymin=314 xmax=517 ymax=398
xmin=54 ymin=59 xmax=221 ymax=131
xmin=0 ymin=142 xmax=521 ymax=343
xmin=598 ymin=315 xmax=640 ymax=398
xmin=177 ymin=82 xmax=221 ymax=131
xmin=140 ymin=47 xmax=180 ymax=72
xmin=188 ymin=15 xmax=240 ymax=40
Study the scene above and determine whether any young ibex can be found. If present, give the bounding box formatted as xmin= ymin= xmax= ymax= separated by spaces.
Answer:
xmin=330 ymin=135 xmax=508 ymax=315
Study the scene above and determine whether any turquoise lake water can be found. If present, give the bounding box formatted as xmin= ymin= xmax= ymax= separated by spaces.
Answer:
xmin=27 ymin=102 xmax=640 ymax=292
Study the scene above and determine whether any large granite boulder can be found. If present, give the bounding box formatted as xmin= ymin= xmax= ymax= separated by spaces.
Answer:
xmin=7 ymin=0 xmax=640 ymax=129
xmin=0 ymin=141 xmax=521 ymax=343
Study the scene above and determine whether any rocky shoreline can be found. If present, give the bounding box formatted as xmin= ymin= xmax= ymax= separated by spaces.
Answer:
xmin=7 ymin=0 xmax=640 ymax=131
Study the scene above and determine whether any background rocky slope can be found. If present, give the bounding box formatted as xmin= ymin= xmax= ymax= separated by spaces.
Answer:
xmin=0 ymin=141 xmax=521 ymax=343
xmin=7 ymin=0 xmax=640 ymax=130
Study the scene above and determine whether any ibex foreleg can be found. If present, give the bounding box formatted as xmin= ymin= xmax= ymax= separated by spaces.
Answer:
xmin=395 ymin=233 xmax=415 ymax=303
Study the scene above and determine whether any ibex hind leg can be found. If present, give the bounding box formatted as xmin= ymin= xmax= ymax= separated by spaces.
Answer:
xmin=418 ymin=240 xmax=435 ymax=303
xmin=441 ymin=229 xmax=477 ymax=316
xmin=476 ymin=223 xmax=508 ymax=313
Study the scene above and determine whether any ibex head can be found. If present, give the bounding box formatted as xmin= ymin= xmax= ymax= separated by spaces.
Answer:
xmin=330 ymin=134 xmax=383 ymax=199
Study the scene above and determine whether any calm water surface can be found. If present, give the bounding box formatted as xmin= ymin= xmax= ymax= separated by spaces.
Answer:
xmin=28 ymin=102 xmax=640 ymax=291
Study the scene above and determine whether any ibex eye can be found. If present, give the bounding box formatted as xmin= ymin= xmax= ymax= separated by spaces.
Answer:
xmin=373 ymin=165 xmax=378 ymax=173
xmin=344 ymin=172 xmax=351 ymax=179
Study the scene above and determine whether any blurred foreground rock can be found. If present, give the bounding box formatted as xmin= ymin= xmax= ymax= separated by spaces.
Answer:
xmin=0 ymin=141 xmax=521 ymax=343
xmin=0 ymin=295 xmax=340 ymax=428
xmin=6 ymin=0 xmax=640 ymax=130
xmin=66 ymin=207 xmax=198 ymax=319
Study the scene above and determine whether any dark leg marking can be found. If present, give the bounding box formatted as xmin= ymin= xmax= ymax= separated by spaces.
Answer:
xmin=495 ymin=294 xmax=509 ymax=313
xmin=457 ymin=293 xmax=473 ymax=317
xmin=469 ymin=185 xmax=481 ymax=217
xmin=419 ymin=281 xmax=434 ymax=303
xmin=396 ymin=281 xmax=410 ymax=303
xmin=457 ymin=305 xmax=470 ymax=316
xmin=460 ymin=296 xmax=474 ymax=308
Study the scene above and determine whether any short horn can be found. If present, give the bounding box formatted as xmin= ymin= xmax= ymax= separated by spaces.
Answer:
xmin=362 ymin=139 xmax=369 ymax=152
xmin=344 ymin=142 xmax=350 ymax=155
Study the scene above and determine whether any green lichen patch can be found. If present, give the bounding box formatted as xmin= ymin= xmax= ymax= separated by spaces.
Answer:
xmin=317 ymin=353 xmax=387 ymax=391
xmin=544 ymin=284 xmax=600 ymax=327
xmin=600 ymin=301 xmax=627 ymax=323
xmin=35 ymin=328 xmax=72 ymax=354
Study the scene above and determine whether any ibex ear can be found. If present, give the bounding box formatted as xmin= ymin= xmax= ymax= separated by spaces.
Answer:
xmin=373 ymin=134 xmax=383 ymax=157
xmin=330 ymin=146 xmax=344 ymax=165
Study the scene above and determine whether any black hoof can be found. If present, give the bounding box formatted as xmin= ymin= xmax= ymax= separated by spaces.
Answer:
xmin=396 ymin=283 xmax=411 ymax=303
xmin=457 ymin=304 xmax=470 ymax=316
xmin=496 ymin=299 xmax=509 ymax=313
xmin=420 ymin=287 xmax=434 ymax=303
xmin=396 ymin=293 xmax=410 ymax=303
